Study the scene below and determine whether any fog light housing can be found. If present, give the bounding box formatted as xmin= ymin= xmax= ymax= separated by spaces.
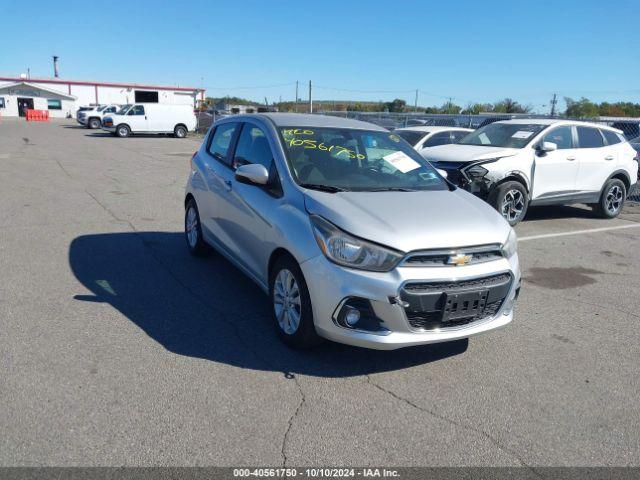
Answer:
xmin=333 ymin=297 xmax=389 ymax=334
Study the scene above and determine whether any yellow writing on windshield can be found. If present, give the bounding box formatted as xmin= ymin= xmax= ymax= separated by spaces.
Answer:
xmin=286 ymin=138 xmax=366 ymax=160
xmin=282 ymin=129 xmax=315 ymax=136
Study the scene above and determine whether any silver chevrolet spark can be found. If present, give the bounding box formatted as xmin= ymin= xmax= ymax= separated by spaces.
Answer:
xmin=184 ymin=113 xmax=520 ymax=350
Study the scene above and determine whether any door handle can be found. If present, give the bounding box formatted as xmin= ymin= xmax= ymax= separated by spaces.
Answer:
xmin=224 ymin=180 xmax=232 ymax=191
xmin=604 ymin=155 xmax=614 ymax=161
xmin=566 ymin=156 xmax=576 ymax=161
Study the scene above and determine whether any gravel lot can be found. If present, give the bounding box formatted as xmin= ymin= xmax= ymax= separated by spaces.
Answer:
xmin=1 ymin=118 xmax=639 ymax=467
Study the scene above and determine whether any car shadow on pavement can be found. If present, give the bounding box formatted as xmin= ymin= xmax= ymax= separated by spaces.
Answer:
xmin=69 ymin=231 xmax=467 ymax=377
xmin=525 ymin=205 xmax=597 ymax=221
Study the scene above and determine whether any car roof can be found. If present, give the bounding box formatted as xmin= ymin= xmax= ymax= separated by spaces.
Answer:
xmin=237 ymin=113 xmax=388 ymax=131
xmin=495 ymin=118 xmax=624 ymax=133
xmin=395 ymin=126 xmax=472 ymax=133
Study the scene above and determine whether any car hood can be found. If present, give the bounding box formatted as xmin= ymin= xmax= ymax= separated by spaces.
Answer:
xmin=303 ymin=189 xmax=510 ymax=253
xmin=421 ymin=144 xmax=520 ymax=164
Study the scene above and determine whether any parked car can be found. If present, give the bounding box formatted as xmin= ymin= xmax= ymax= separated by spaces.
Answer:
xmin=422 ymin=119 xmax=638 ymax=225
xmin=184 ymin=113 xmax=520 ymax=350
xmin=394 ymin=126 xmax=473 ymax=151
xmin=102 ymin=103 xmax=197 ymax=138
xmin=75 ymin=105 xmax=103 ymax=122
xmin=77 ymin=104 xmax=120 ymax=129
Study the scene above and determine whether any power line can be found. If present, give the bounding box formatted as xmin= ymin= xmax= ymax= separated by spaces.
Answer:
xmin=314 ymin=85 xmax=415 ymax=94
xmin=203 ymin=82 xmax=296 ymax=90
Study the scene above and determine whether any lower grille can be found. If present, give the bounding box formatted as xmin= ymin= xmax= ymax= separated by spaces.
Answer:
xmin=400 ymin=273 xmax=512 ymax=331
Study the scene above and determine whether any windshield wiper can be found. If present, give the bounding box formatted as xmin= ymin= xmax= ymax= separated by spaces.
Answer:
xmin=299 ymin=183 xmax=348 ymax=193
xmin=363 ymin=187 xmax=418 ymax=192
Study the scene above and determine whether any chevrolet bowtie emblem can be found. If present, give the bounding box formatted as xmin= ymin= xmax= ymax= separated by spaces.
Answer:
xmin=448 ymin=253 xmax=473 ymax=266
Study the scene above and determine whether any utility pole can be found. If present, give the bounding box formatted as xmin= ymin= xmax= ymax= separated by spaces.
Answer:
xmin=550 ymin=93 xmax=558 ymax=116
xmin=414 ymin=89 xmax=418 ymax=112
xmin=308 ymin=80 xmax=313 ymax=114
xmin=295 ymin=81 xmax=299 ymax=112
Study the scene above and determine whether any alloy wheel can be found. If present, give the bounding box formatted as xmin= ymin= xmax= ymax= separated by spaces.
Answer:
xmin=605 ymin=185 xmax=623 ymax=214
xmin=186 ymin=206 xmax=198 ymax=248
xmin=501 ymin=189 xmax=525 ymax=222
xmin=273 ymin=269 xmax=301 ymax=335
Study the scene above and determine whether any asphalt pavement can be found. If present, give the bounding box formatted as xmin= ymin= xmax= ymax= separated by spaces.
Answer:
xmin=1 ymin=118 xmax=639 ymax=467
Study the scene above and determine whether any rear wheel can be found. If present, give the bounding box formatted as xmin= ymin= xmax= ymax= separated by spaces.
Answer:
xmin=270 ymin=255 xmax=322 ymax=349
xmin=594 ymin=178 xmax=626 ymax=218
xmin=88 ymin=118 xmax=101 ymax=129
xmin=489 ymin=181 xmax=529 ymax=226
xmin=116 ymin=124 xmax=130 ymax=138
xmin=174 ymin=125 xmax=187 ymax=138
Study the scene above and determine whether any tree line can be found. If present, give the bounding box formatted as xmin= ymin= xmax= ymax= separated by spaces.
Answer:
xmin=203 ymin=96 xmax=640 ymax=118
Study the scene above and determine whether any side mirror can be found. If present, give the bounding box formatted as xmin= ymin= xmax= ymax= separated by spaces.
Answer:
xmin=538 ymin=141 xmax=557 ymax=152
xmin=436 ymin=168 xmax=448 ymax=179
xmin=235 ymin=163 xmax=269 ymax=185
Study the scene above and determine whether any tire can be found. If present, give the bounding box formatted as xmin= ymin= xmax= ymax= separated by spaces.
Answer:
xmin=88 ymin=118 xmax=101 ymax=129
xmin=184 ymin=198 xmax=210 ymax=256
xmin=269 ymin=255 xmax=322 ymax=349
xmin=594 ymin=178 xmax=626 ymax=219
xmin=488 ymin=181 xmax=529 ymax=226
xmin=116 ymin=124 xmax=130 ymax=138
xmin=174 ymin=125 xmax=188 ymax=138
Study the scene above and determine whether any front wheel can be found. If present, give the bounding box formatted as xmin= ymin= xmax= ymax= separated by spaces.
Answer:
xmin=270 ymin=256 xmax=322 ymax=349
xmin=116 ymin=124 xmax=130 ymax=138
xmin=594 ymin=179 xmax=626 ymax=218
xmin=88 ymin=118 xmax=101 ymax=129
xmin=174 ymin=125 xmax=187 ymax=138
xmin=184 ymin=199 xmax=210 ymax=256
xmin=489 ymin=181 xmax=529 ymax=226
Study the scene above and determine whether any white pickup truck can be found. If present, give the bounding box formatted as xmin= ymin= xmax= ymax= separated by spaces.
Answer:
xmin=77 ymin=104 xmax=120 ymax=129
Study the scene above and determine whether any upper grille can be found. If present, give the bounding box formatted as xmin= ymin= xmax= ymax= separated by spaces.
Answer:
xmin=402 ymin=245 xmax=503 ymax=267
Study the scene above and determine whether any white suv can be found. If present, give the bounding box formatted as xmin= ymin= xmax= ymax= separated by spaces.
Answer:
xmin=422 ymin=119 xmax=639 ymax=225
xmin=77 ymin=104 xmax=120 ymax=129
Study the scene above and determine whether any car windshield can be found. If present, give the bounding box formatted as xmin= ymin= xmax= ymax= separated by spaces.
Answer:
xmin=395 ymin=130 xmax=429 ymax=147
xmin=97 ymin=106 xmax=106 ymax=112
xmin=458 ymin=123 xmax=546 ymax=148
xmin=279 ymin=127 xmax=449 ymax=192
xmin=116 ymin=104 xmax=132 ymax=115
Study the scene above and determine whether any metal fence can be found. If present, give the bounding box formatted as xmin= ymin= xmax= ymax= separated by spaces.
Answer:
xmin=196 ymin=108 xmax=640 ymax=140
xmin=314 ymin=111 xmax=640 ymax=140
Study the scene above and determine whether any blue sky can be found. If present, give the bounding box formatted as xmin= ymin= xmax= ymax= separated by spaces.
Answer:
xmin=1 ymin=0 xmax=638 ymax=112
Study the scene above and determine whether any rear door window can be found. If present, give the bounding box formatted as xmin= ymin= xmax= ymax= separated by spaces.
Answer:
xmin=207 ymin=123 xmax=238 ymax=166
xmin=576 ymin=127 xmax=605 ymax=149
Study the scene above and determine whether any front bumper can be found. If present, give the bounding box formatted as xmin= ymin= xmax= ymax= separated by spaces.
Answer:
xmin=300 ymin=253 xmax=520 ymax=350
xmin=77 ymin=117 xmax=87 ymax=125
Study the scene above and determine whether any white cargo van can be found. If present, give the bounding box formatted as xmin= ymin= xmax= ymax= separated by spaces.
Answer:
xmin=102 ymin=104 xmax=197 ymax=138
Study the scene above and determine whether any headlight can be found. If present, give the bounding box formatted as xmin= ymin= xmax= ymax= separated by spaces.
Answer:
xmin=465 ymin=165 xmax=488 ymax=178
xmin=502 ymin=228 xmax=518 ymax=258
xmin=310 ymin=215 xmax=404 ymax=272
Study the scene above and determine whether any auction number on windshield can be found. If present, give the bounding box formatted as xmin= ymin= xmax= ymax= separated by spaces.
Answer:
xmin=285 ymin=138 xmax=366 ymax=160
